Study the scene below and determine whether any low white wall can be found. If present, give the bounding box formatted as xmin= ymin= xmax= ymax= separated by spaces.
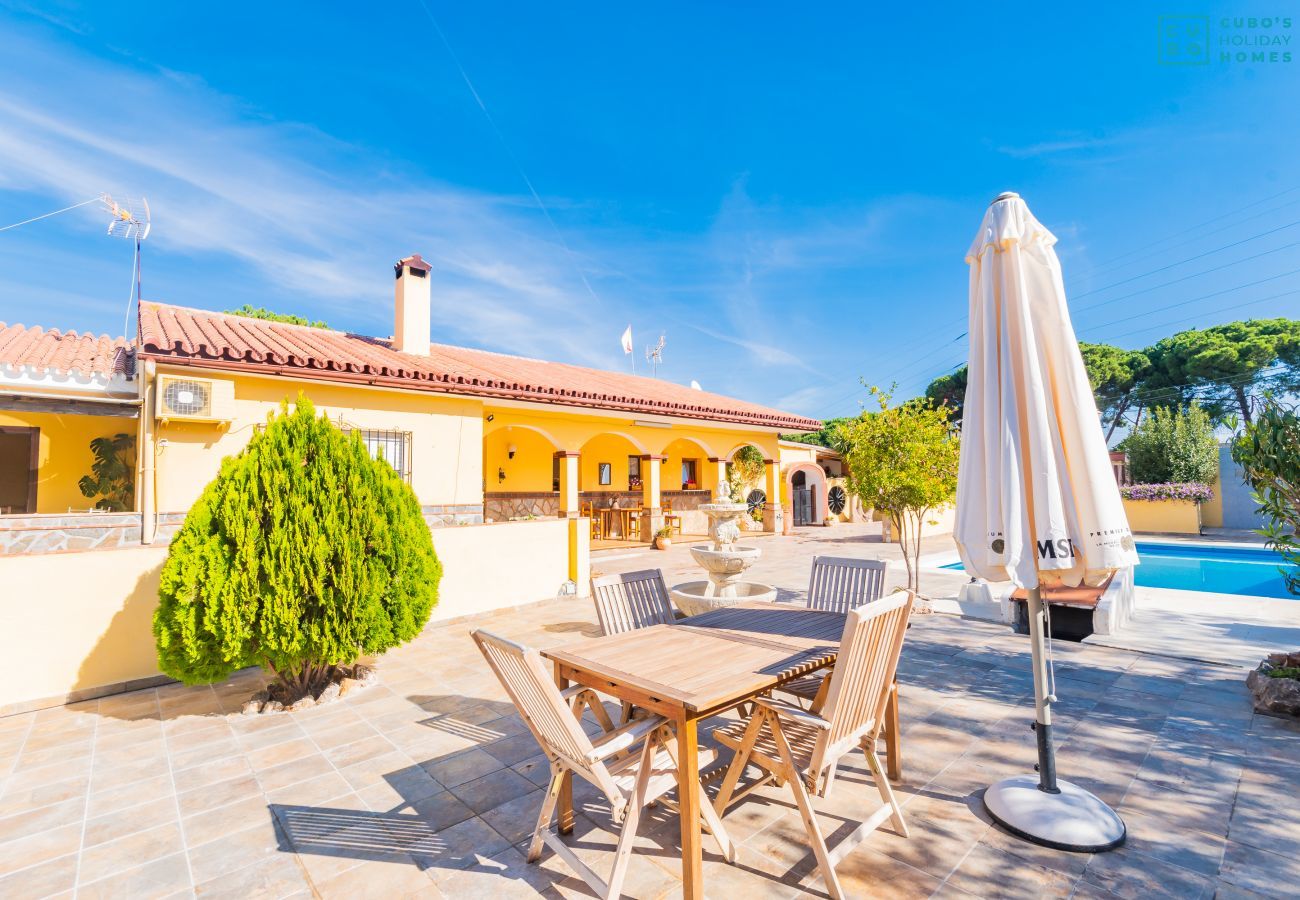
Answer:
xmin=0 ymin=546 xmax=169 ymax=715
xmin=0 ymin=519 xmax=576 ymax=715
xmin=429 ymin=518 xmax=576 ymax=622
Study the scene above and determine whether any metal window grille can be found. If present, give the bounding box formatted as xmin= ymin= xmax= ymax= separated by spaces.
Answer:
xmin=347 ymin=428 xmax=413 ymax=484
xmin=250 ymin=423 xmax=412 ymax=484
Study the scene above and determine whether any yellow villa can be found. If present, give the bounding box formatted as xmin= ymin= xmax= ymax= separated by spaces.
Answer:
xmin=0 ymin=254 xmax=829 ymax=713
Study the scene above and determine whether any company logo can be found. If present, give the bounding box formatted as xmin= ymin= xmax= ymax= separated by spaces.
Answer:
xmin=1036 ymin=538 xmax=1077 ymax=561
xmin=1159 ymin=15 xmax=1210 ymax=64
xmin=1159 ymin=15 xmax=1293 ymax=65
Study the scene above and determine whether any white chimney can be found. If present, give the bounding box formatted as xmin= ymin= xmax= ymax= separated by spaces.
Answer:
xmin=393 ymin=254 xmax=432 ymax=355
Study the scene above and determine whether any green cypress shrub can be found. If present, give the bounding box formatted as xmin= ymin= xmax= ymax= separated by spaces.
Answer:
xmin=154 ymin=396 xmax=440 ymax=695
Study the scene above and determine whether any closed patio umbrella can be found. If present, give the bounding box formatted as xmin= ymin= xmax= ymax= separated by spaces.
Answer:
xmin=954 ymin=192 xmax=1139 ymax=852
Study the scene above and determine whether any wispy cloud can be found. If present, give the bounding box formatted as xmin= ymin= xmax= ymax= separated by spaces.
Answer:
xmin=0 ymin=29 xmax=630 ymax=367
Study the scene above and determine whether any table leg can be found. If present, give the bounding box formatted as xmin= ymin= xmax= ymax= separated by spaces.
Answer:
xmin=552 ymin=662 xmax=575 ymax=835
xmin=884 ymin=679 xmax=902 ymax=782
xmin=676 ymin=714 xmax=703 ymax=899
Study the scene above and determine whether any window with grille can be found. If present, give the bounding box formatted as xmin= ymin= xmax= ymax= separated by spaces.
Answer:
xmin=347 ymin=428 xmax=413 ymax=484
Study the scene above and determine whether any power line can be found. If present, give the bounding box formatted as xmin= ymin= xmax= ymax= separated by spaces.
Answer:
xmin=1073 ymin=182 xmax=1300 ymax=273
xmin=859 ymin=212 xmax=1300 ymax=394
xmin=1066 ymin=225 xmax=1300 ymax=309
xmin=0 ymin=196 xmax=101 ymax=233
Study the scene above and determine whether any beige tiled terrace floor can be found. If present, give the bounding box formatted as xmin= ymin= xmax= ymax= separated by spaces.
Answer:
xmin=2 ymin=531 xmax=1299 ymax=898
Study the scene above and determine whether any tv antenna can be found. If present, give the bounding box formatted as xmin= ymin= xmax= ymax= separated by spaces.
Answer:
xmin=645 ymin=333 xmax=665 ymax=378
xmin=101 ymin=195 xmax=151 ymax=339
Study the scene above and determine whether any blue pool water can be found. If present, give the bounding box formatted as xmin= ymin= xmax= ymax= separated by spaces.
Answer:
xmin=942 ymin=541 xmax=1296 ymax=599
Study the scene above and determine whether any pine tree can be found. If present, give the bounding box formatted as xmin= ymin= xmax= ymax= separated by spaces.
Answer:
xmin=154 ymin=396 xmax=440 ymax=694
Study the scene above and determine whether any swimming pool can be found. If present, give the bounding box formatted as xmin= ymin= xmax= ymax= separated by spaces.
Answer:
xmin=941 ymin=541 xmax=1296 ymax=599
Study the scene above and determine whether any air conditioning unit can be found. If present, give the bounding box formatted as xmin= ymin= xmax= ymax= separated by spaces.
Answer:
xmin=155 ymin=375 xmax=235 ymax=423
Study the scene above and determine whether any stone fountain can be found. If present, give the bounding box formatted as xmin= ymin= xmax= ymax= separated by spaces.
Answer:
xmin=669 ymin=485 xmax=776 ymax=616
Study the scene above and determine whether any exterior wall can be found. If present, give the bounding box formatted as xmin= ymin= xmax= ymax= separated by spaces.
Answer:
xmin=1122 ymin=498 xmax=1201 ymax=535
xmin=0 ymin=518 xmax=576 ymax=715
xmin=1214 ymin=442 xmax=1266 ymax=531
xmin=152 ymin=367 xmax=483 ymax=515
xmin=0 ymin=410 xmax=137 ymax=514
xmin=0 ymin=512 xmax=183 ymax=556
xmin=486 ymin=426 xmax=555 ymax=493
xmin=428 ymin=519 xmax=577 ymax=623
xmin=1201 ymin=472 xmax=1224 ymax=528
xmin=484 ymin=492 xmax=560 ymax=521
xmin=482 ymin=407 xmax=779 ymax=486
xmin=0 ymin=546 xmax=170 ymax=715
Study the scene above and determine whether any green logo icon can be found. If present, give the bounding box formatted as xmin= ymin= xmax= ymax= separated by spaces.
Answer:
xmin=1159 ymin=15 xmax=1210 ymax=65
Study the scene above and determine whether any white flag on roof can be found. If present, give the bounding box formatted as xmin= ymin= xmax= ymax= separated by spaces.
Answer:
xmin=620 ymin=325 xmax=633 ymax=354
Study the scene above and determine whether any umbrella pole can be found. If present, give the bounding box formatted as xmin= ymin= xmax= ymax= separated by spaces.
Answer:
xmin=1027 ymin=588 xmax=1059 ymax=793
xmin=982 ymin=586 xmax=1126 ymax=853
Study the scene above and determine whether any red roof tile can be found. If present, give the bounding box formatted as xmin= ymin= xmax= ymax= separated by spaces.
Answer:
xmin=137 ymin=302 xmax=820 ymax=431
xmin=0 ymin=322 xmax=133 ymax=380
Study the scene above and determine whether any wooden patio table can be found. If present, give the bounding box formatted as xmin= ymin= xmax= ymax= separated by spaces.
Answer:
xmin=542 ymin=601 xmax=903 ymax=899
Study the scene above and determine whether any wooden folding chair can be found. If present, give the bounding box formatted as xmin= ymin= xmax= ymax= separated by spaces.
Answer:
xmin=591 ymin=569 xmax=677 ymax=636
xmin=473 ymin=630 xmax=735 ymax=898
xmin=778 ymin=556 xmax=887 ymax=706
xmin=712 ymin=592 xmax=914 ymax=900
xmin=590 ymin=569 xmax=677 ymax=722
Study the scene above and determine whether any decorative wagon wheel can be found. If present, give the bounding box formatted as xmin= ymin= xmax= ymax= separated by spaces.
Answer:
xmin=827 ymin=485 xmax=847 ymax=515
xmin=746 ymin=489 xmax=766 ymax=516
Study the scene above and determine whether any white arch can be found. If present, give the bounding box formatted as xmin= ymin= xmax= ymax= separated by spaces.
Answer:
xmin=662 ymin=435 xmax=718 ymax=459
xmin=724 ymin=441 xmax=768 ymax=463
xmin=483 ymin=421 xmax=562 ymax=449
xmin=578 ymin=430 xmax=650 ymax=455
xmin=786 ymin=462 xmax=829 ymax=525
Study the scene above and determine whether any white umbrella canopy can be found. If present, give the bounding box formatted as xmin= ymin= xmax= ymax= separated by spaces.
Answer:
xmin=955 ymin=193 xmax=1139 ymax=590
xmin=955 ymin=192 xmax=1138 ymax=853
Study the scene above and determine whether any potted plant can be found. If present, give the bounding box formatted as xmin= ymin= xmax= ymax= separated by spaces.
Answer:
xmin=653 ymin=525 xmax=674 ymax=550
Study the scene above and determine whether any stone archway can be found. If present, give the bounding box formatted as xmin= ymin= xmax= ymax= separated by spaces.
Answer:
xmin=786 ymin=462 xmax=828 ymax=527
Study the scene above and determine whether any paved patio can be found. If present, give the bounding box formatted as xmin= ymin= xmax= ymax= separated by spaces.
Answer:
xmin=1 ymin=526 xmax=1298 ymax=898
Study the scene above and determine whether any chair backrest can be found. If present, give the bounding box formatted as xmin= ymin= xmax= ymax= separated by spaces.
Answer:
xmin=472 ymin=630 xmax=597 ymax=773
xmin=590 ymin=569 xmax=676 ymax=636
xmin=806 ymin=556 xmax=887 ymax=613
xmin=811 ymin=591 xmax=914 ymax=776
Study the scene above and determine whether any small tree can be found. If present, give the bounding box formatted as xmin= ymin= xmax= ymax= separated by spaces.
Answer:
xmin=225 ymin=304 xmax=330 ymax=329
xmin=1121 ymin=403 xmax=1218 ymax=485
xmin=1232 ymin=400 xmax=1300 ymax=596
xmin=840 ymin=387 xmax=960 ymax=598
xmin=154 ymin=397 xmax=440 ymax=696
xmin=78 ymin=433 xmax=135 ymax=511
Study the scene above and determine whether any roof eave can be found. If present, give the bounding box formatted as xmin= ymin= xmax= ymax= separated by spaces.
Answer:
xmin=140 ymin=352 xmax=821 ymax=432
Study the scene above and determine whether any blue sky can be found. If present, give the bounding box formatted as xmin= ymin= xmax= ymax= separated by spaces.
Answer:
xmin=1 ymin=3 xmax=1297 ymax=422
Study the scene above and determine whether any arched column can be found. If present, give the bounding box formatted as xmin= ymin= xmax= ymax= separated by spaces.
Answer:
xmin=555 ymin=450 xmax=580 ymax=517
xmin=763 ymin=458 xmax=784 ymax=533
xmin=639 ymin=454 xmax=666 ymax=542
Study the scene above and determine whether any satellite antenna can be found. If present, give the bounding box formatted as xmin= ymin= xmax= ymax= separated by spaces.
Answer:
xmin=645 ymin=333 xmax=665 ymax=378
xmin=100 ymin=195 xmax=151 ymax=339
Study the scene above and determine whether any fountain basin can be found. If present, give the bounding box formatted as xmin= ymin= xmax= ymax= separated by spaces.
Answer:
xmin=670 ymin=580 xmax=777 ymax=617
xmin=689 ymin=544 xmax=762 ymax=573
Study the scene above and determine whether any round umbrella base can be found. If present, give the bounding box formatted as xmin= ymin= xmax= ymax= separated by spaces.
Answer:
xmin=984 ymin=775 xmax=1126 ymax=853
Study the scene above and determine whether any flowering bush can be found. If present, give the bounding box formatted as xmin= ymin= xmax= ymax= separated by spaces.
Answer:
xmin=1120 ymin=482 xmax=1213 ymax=503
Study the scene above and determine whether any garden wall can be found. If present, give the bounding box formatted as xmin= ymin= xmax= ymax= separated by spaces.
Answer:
xmin=1121 ymin=498 xmax=1201 ymax=534
xmin=0 ymin=518 xmax=580 ymax=716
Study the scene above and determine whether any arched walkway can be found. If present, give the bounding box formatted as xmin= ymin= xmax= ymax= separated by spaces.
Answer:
xmin=786 ymin=462 xmax=828 ymax=527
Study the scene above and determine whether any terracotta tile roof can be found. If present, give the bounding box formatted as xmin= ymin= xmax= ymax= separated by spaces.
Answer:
xmin=0 ymin=322 xmax=134 ymax=380
xmin=137 ymin=301 xmax=820 ymax=431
